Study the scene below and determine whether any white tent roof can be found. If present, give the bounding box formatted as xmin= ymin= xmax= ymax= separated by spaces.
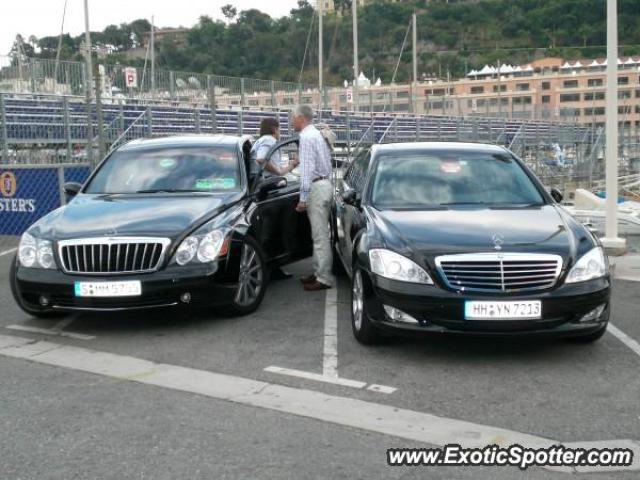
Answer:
xmin=588 ymin=60 xmax=601 ymax=67
xmin=624 ymin=57 xmax=637 ymax=65
xmin=523 ymin=64 xmax=534 ymax=72
xmin=478 ymin=65 xmax=495 ymax=75
xmin=573 ymin=61 xmax=583 ymax=68
xmin=560 ymin=62 xmax=572 ymax=69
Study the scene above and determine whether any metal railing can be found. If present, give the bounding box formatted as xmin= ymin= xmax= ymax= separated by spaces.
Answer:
xmin=0 ymin=55 xmax=316 ymax=107
xmin=2 ymin=90 xmax=639 ymax=194
xmin=6 ymin=55 xmax=640 ymax=126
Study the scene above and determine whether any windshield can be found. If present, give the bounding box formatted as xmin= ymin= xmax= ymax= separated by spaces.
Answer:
xmin=85 ymin=146 xmax=242 ymax=194
xmin=370 ymin=151 xmax=545 ymax=209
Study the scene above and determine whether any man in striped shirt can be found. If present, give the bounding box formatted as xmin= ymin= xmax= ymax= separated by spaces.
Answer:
xmin=293 ymin=105 xmax=335 ymax=291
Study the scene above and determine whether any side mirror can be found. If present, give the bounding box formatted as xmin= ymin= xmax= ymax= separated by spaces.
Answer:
xmin=64 ymin=182 xmax=82 ymax=197
xmin=549 ymin=187 xmax=563 ymax=203
xmin=257 ymin=176 xmax=287 ymax=199
xmin=342 ymin=189 xmax=361 ymax=208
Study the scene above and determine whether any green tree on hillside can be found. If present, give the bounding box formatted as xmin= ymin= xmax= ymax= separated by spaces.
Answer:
xmin=17 ymin=0 xmax=640 ymax=85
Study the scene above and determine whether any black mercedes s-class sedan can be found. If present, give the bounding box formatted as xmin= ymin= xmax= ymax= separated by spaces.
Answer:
xmin=11 ymin=135 xmax=311 ymax=316
xmin=332 ymin=142 xmax=611 ymax=345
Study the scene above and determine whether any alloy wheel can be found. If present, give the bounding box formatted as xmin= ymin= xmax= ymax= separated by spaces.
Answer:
xmin=352 ymin=269 xmax=364 ymax=331
xmin=235 ymin=242 xmax=263 ymax=307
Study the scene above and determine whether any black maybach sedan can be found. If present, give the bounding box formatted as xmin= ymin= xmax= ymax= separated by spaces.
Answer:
xmin=11 ymin=135 xmax=311 ymax=316
xmin=332 ymin=142 xmax=611 ymax=345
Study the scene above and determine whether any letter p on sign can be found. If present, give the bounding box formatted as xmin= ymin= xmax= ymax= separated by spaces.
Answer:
xmin=125 ymin=67 xmax=138 ymax=88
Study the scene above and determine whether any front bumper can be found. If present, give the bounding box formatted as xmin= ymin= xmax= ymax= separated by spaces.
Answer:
xmin=365 ymin=271 xmax=611 ymax=338
xmin=14 ymin=262 xmax=238 ymax=312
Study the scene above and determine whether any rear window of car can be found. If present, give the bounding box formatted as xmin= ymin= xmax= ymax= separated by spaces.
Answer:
xmin=370 ymin=150 xmax=545 ymax=209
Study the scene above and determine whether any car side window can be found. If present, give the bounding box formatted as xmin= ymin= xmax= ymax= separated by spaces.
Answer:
xmin=344 ymin=150 xmax=371 ymax=193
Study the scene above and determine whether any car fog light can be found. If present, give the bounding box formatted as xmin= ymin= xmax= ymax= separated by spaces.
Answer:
xmin=383 ymin=305 xmax=419 ymax=324
xmin=579 ymin=304 xmax=606 ymax=323
xmin=39 ymin=296 xmax=50 ymax=307
xmin=180 ymin=292 xmax=192 ymax=304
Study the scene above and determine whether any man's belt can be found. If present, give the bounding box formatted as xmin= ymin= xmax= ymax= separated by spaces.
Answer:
xmin=312 ymin=176 xmax=329 ymax=183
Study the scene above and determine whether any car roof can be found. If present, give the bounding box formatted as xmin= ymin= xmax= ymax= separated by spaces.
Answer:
xmin=118 ymin=134 xmax=250 ymax=152
xmin=372 ymin=142 xmax=508 ymax=155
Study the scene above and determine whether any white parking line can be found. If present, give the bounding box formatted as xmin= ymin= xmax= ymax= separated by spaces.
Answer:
xmin=367 ymin=384 xmax=398 ymax=394
xmin=264 ymin=288 xmax=397 ymax=394
xmin=608 ymin=324 xmax=640 ymax=358
xmin=6 ymin=315 xmax=94 ymax=341
xmin=323 ymin=288 xmax=339 ymax=378
xmin=264 ymin=366 xmax=366 ymax=388
xmin=0 ymin=247 xmax=17 ymax=257
xmin=0 ymin=334 xmax=636 ymax=474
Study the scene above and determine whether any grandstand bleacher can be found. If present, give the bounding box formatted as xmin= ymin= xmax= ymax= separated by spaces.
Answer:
xmin=1 ymin=93 xmax=604 ymax=184
xmin=1 ymin=94 xmax=591 ymax=147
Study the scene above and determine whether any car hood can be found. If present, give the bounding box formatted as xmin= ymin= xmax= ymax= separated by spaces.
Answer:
xmin=30 ymin=192 xmax=242 ymax=241
xmin=370 ymin=205 xmax=582 ymax=263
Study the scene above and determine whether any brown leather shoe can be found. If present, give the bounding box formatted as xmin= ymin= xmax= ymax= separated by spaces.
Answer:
xmin=300 ymin=274 xmax=316 ymax=285
xmin=303 ymin=280 xmax=332 ymax=291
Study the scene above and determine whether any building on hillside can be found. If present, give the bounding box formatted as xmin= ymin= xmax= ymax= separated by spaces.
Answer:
xmin=321 ymin=56 xmax=640 ymax=130
xmin=316 ymin=0 xmax=471 ymax=13
xmin=140 ymin=28 xmax=189 ymax=50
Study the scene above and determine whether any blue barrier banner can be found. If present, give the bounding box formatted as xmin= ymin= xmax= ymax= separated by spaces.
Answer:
xmin=63 ymin=166 xmax=91 ymax=186
xmin=0 ymin=167 xmax=62 ymax=235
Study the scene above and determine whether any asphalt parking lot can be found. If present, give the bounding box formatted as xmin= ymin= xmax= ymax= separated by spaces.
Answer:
xmin=1 ymin=242 xmax=640 ymax=479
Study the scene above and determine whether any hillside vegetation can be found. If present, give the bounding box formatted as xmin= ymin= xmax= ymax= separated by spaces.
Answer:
xmin=13 ymin=0 xmax=640 ymax=85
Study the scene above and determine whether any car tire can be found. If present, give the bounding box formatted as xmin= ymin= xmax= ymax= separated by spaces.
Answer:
xmin=351 ymin=267 xmax=383 ymax=345
xmin=568 ymin=324 xmax=608 ymax=344
xmin=228 ymin=236 xmax=267 ymax=316
xmin=10 ymin=256 xmax=68 ymax=319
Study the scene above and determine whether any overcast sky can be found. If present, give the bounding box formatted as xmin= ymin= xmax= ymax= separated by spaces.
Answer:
xmin=1 ymin=0 xmax=300 ymax=55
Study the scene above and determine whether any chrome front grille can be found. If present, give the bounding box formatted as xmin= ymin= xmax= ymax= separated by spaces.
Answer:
xmin=58 ymin=237 xmax=171 ymax=275
xmin=435 ymin=253 xmax=563 ymax=293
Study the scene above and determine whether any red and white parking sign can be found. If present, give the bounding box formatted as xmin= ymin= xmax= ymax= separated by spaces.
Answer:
xmin=346 ymin=89 xmax=353 ymax=104
xmin=125 ymin=67 xmax=138 ymax=88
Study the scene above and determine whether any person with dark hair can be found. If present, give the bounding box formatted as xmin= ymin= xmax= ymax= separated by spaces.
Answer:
xmin=251 ymin=117 xmax=298 ymax=176
xmin=251 ymin=118 xmax=298 ymax=281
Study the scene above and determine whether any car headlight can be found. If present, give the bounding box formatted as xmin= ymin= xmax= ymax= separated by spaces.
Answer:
xmin=174 ymin=228 xmax=229 ymax=266
xmin=175 ymin=237 xmax=199 ymax=266
xmin=19 ymin=232 xmax=56 ymax=269
xmin=565 ymin=247 xmax=607 ymax=284
xmin=369 ymin=249 xmax=433 ymax=284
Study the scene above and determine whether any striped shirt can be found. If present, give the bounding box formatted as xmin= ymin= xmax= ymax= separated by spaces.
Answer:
xmin=298 ymin=124 xmax=332 ymax=202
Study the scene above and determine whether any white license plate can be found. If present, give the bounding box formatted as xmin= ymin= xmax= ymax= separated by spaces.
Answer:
xmin=74 ymin=281 xmax=142 ymax=298
xmin=465 ymin=300 xmax=541 ymax=320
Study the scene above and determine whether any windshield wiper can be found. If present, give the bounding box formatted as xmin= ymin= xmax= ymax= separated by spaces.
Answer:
xmin=440 ymin=202 xmax=545 ymax=208
xmin=135 ymin=189 xmax=205 ymax=194
xmin=491 ymin=202 xmax=545 ymax=208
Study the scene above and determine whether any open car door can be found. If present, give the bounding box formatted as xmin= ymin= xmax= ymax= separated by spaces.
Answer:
xmin=252 ymin=138 xmax=313 ymax=266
